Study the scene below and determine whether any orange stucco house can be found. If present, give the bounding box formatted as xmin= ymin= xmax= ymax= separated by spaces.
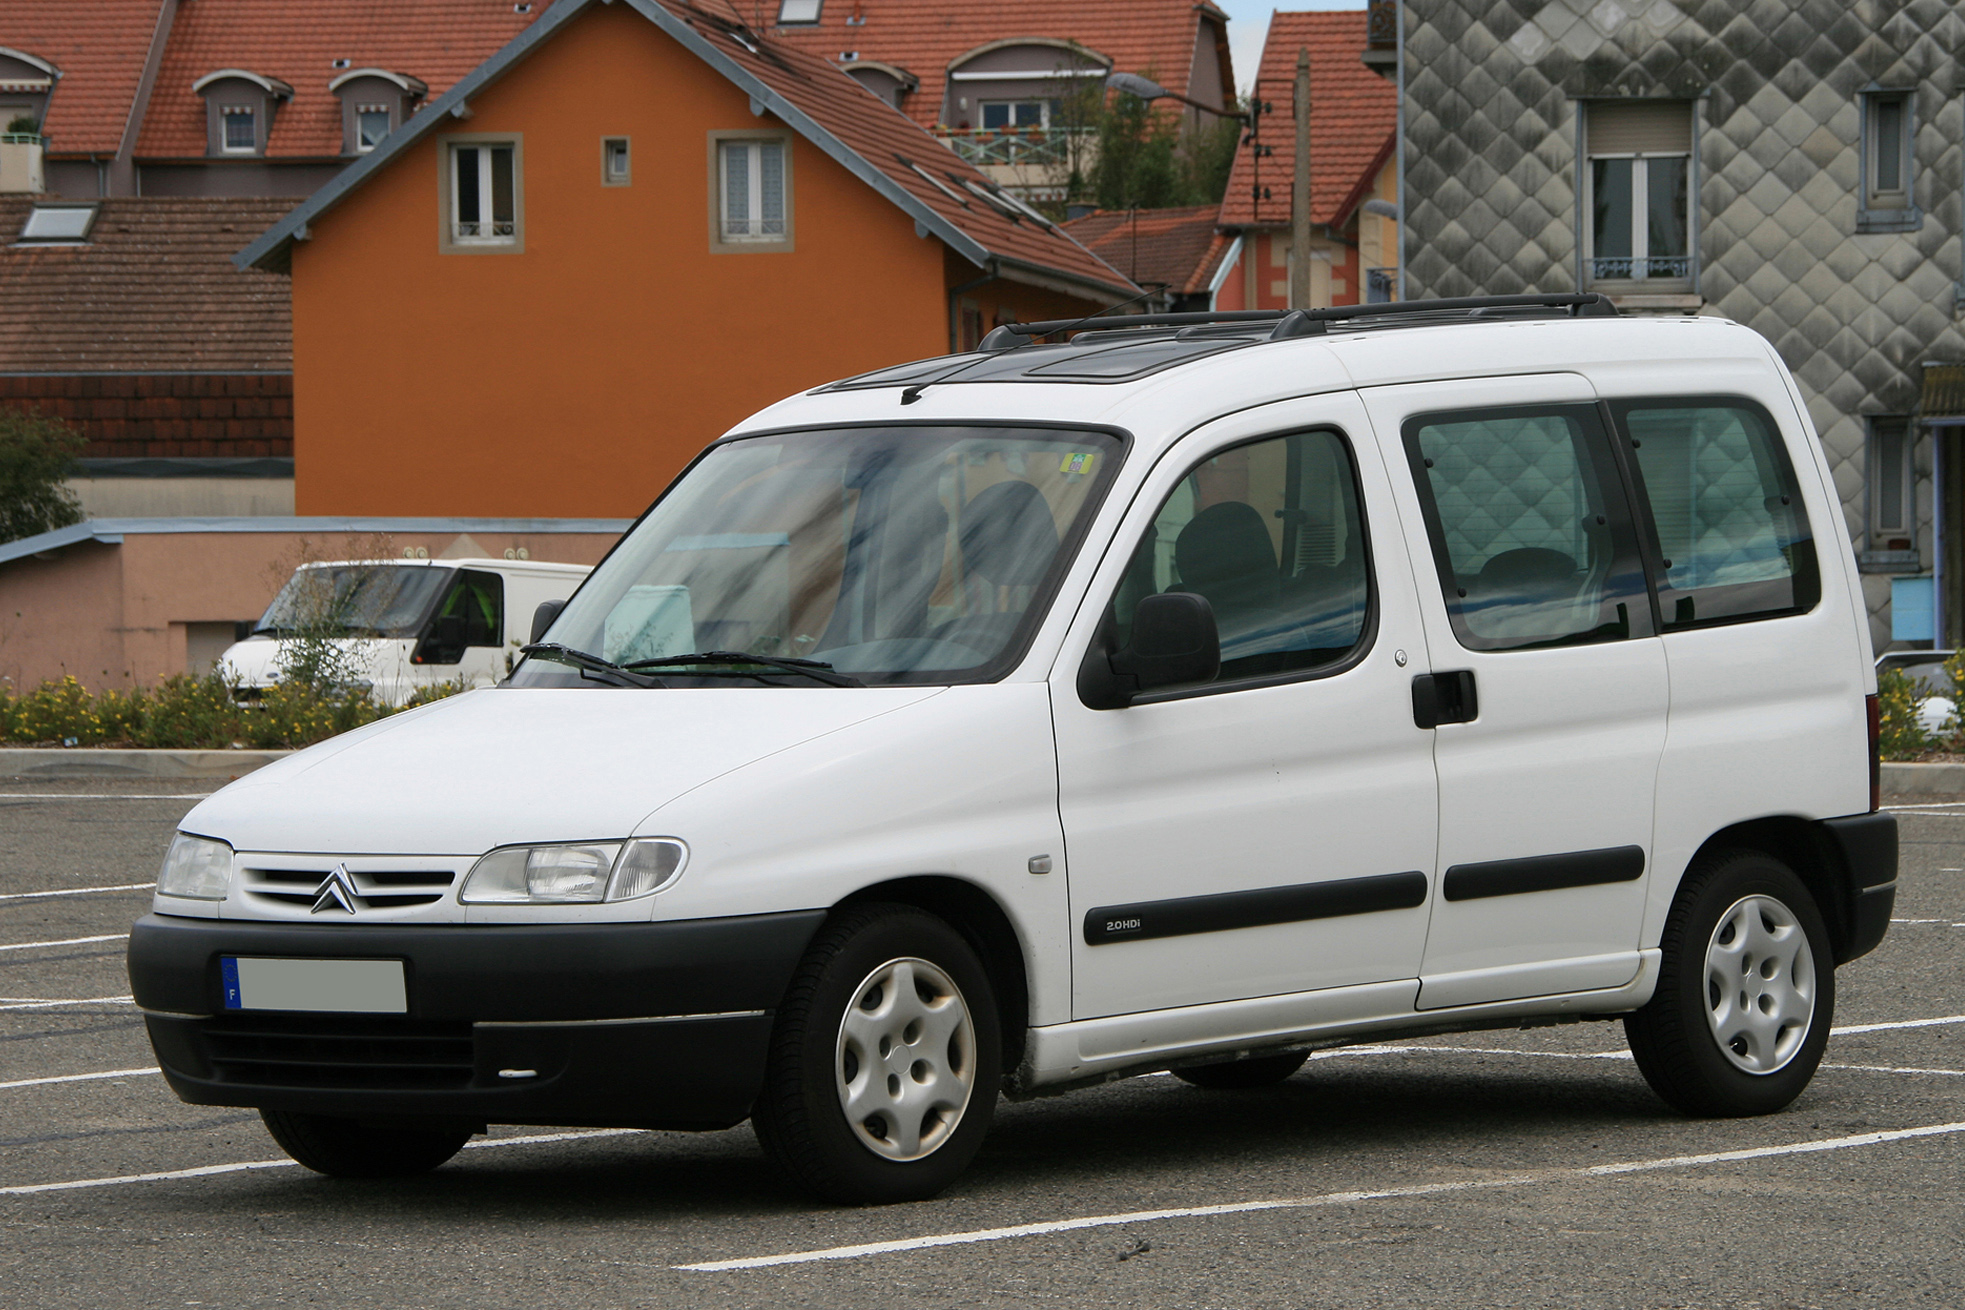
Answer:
xmin=240 ymin=0 xmax=1138 ymax=519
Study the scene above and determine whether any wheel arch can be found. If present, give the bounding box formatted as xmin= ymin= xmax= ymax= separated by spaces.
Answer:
xmin=1683 ymin=816 xmax=1859 ymax=963
xmin=832 ymin=875 xmax=1031 ymax=1073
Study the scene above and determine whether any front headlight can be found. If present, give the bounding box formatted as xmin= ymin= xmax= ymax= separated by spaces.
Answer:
xmin=157 ymin=833 xmax=234 ymax=900
xmin=460 ymin=837 xmax=687 ymax=904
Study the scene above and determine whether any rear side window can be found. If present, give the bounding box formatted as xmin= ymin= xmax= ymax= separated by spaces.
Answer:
xmin=1110 ymin=428 xmax=1373 ymax=685
xmin=1612 ymin=399 xmax=1819 ymax=628
xmin=1405 ymin=406 xmax=1653 ymax=652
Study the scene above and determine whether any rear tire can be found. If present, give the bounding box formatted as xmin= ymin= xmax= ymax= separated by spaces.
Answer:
xmin=1172 ymin=1051 xmax=1308 ymax=1089
xmin=1624 ymin=850 xmax=1833 ymax=1117
xmin=260 ymin=1110 xmax=471 ymax=1178
xmin=752 ymin=903 xmax=1001 ymax=1204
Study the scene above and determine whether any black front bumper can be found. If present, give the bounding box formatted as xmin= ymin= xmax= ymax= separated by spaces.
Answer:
xmin=128 ymin=910 xmax=825 ymax=1129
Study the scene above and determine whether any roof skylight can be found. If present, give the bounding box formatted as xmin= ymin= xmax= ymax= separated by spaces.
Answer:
xmin=17 ymin=204 xmax=98 ymax=244
xmin=778 ymin=0 xmax=824 ymax=24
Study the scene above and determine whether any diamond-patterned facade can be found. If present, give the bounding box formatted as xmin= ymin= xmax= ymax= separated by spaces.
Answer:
xmin=1403 ymin=0 xmax=1965 ymax=646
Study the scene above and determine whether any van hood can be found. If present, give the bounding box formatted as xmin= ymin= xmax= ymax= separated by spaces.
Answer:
xmin=184 ymin=685 xmax=944 ymax=855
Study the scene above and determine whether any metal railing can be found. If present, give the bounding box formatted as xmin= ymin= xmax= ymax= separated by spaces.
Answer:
xmin=1588 ymin=256 xmax=1691 ymax=281
xmin=937 ymin=126 xmax=1086 ymax=169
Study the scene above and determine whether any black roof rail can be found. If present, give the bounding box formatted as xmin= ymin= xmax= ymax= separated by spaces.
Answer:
xmin=979 ymin=293 xmax=1619 ymax=351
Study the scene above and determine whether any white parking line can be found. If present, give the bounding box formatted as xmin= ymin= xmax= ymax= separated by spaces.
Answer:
xmin=0 ymin=934 xmax=129 ymax=953
xmin=0 ymin=995 xmax=133 ymax=1012
xmin=0 ymin=1066 xmax=159 ymax=1090
xmin=1833 ymin=1013 xmax=1965 ymax=1035
xmin=0 ymin=793 xmax=210 ymax=801
xmin=0 ymin=883 xmax=154 ymax=903
xmin=676 ymin=1120 xmax=1965 ymax=1271
xmin=0 ymin=1128 xmax=641 ymax=1197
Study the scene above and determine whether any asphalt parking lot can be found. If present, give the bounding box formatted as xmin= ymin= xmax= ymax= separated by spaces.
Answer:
xmin=2 ymin=778 xmax=1961 ymax=1308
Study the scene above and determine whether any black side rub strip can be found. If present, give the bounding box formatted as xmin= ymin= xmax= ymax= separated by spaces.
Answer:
xmin=1442 ymin=845 xmax=1645 ymax=902
xmin=1085 ymin=871 xmax=1428 ymax=945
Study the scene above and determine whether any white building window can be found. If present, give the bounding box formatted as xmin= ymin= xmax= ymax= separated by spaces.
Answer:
xmin=445 ymin=139 xmax=521 ymax=251
xmin=720 ymin=139 xmax=787 ymax=241
xmin=1868 ymin=415 xmax=1914 ymax=544
xmin=603 ymin=136 xmax=630 ymax=185
xmin=356 ymin=104 xmax=391 ymax=152
xmin=1859 ymin=89 xmax=1919 ymax=232
xmin=221 ymin=105 xmax=257 ymax=153
xmin=1583 ymin=100 xmax=1691 ymax=283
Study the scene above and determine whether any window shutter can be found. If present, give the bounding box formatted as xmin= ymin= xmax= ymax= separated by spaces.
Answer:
xmin=1586 ymin=100 xmax=1690 ymax=155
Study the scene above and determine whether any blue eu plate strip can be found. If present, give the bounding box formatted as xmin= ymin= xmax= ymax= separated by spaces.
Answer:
xmin=220 ymin=956 xmax=242 ymax=1010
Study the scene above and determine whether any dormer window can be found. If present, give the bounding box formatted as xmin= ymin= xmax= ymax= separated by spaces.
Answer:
xmin=193 ymin=69 xmax=293 ymax=157
xmin=357 ymin=105 xmax=390 ymax=151
xmin=329 ymin=69 xmax=427 ymax=157
xmin=222 ymin=105 xmax=256 ymax=152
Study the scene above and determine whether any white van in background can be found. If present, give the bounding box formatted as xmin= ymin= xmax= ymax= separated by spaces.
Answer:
xmin=221 ymin=558 xmax=591 ymax=705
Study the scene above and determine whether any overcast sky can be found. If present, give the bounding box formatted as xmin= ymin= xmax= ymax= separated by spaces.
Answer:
xmin=1212 ymin=1 xmax=1366 ymax=96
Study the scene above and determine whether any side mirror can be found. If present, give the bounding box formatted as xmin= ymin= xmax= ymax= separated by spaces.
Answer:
xmin=530 ymin=600 xmax=565 ymax=646
xmin=1078 ymin=593 xmax=1221 ymax=708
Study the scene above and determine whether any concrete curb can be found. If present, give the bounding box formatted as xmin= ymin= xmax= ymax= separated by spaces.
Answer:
xmin=0 ymin=748 xmax=292 ymax=780
xmin=1881 ymin=762 xmax=1965 ymax=795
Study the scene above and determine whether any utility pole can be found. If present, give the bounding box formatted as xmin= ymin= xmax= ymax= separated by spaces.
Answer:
xmin=1291 ymin=47 xmax=1313 ymax=311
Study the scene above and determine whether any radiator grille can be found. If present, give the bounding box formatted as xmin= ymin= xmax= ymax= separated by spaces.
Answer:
xmin=199 ymin=1014 xmax=475 ymax=1090
xmin=241 ymin=865 xmax=459 ymax=912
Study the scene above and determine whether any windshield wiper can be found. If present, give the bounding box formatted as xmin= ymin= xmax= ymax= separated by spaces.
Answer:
xmin=623 ymin=651 xmax=865 ymax=687
xmin=519 ymin=642 xmax=662 ymax=688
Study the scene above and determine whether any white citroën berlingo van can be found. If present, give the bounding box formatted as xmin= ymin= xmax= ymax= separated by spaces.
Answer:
xmin=131 ymin=295 xmax=1897 ymax=1204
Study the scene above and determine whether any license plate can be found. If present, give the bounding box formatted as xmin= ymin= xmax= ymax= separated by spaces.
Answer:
xmin=221 ymin=957 xmax=407 ymax=1014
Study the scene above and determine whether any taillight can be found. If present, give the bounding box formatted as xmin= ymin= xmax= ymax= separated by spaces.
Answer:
xmin=1867 ymin=692 xmax=1881 ymax=813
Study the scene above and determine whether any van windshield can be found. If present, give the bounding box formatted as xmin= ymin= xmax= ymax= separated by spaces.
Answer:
xmin=254 ymin=565 xmax=454 ymax=639
xmin=519 ymin=424 xmax=1123 ymax=686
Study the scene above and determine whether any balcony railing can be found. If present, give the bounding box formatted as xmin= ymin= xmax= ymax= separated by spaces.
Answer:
xmin=937 ymin=126 xmax=1086 ymax=169
xmin=1588 ymin=256 xmax=1691 ymax=281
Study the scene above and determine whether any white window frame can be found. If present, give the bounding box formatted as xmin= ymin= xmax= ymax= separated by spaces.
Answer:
xmin=1867 ymin=415 xmax=1916 ymax=544
xmin=1858 ymin=88 xmax=1920 ymax=232
xmin=355 ymin=103 xmax=392 ymax=153
xmin=977 ymin=98 xmax=1054 ymax=131
xmin=1583 ymin=151 xmax=1691 ymax=283
xmin=708 ymin=130 xmax=794 ymax=253
xmin=438 ymin=134 xmax=524 ymax=255
xmin=602 ymin=135 xmax=631 ymax=186
xmin=220 ymin=104 xmax=258 ymax=154
xmin=776 ymin=0 xmax=823 ymax=24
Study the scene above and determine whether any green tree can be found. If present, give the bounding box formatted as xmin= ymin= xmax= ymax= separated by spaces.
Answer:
xmin=0 ymin=408 xmax=86 ymax=544
xmin=1067 ymin=75 xmax=1243 ymax=212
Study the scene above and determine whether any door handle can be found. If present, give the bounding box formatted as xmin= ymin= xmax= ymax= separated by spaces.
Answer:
xmin=1412 ymin=671 xmax=1478 ymax=729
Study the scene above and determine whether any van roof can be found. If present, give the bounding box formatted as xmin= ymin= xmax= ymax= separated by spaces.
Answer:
xmin=736 ymin=297 xmax=1778 ymax=445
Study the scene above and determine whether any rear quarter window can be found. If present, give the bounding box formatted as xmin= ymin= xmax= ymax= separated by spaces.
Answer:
xmin=1611 ymin=398 xmax=1819 ymax=629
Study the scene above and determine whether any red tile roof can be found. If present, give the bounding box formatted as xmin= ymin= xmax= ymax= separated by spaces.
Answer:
xmin=136 ymin=0 xmax=552 ymax=160
xmin=757 ymin=0 xmax=1233 ymax=131
xmin=1217 ymin=11 xmax=1394 ymax=229
xmin=248 ymin=0 xmax=1138 ymax=299
xmin=2 ymin=0 xmax=165 ymax=156
xmin=1061 ymin=204 xmax=1225 ymax=294
xmin=658 ymin=1 xmax=1136 ymax=296
xmin=0 ymin=197 xmax=291 ymax=372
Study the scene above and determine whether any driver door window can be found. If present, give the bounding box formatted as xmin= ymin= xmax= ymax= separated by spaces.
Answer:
xmin=1110 ymin=428 xmax=1373 ymax=686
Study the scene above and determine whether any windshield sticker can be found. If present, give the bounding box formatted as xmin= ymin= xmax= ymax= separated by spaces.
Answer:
xmin=1060 ymin=452 xmax=1097 ymax=475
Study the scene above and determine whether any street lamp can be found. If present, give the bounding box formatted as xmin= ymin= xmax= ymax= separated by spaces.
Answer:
xmin=1105 ymin=71 xmax=1249 ymax=120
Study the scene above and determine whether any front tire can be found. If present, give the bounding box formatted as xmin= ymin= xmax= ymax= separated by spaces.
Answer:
xmin=1625 ymin=850 xmax=1833 ymax=1117
xmin=752 ymin=903 xmax=1001 ymax=1204
xmin=260 ymin=1110 xmax=471 ymax=1178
